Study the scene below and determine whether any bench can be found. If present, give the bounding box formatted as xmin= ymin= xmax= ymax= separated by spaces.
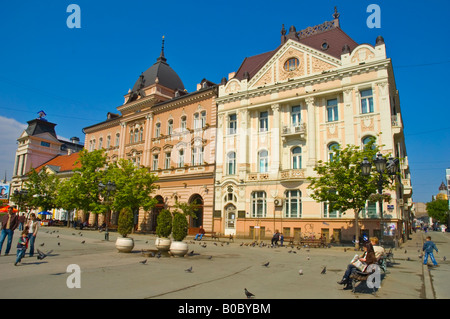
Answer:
xmin=349 ymin=269 xmax=377 ymax=294
xmin=299 ymin=238 xmax=326 ymax=248
xmin=283 ymin=236 xmax=295 ymax=245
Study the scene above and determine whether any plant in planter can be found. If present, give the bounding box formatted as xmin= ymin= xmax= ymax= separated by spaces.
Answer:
xmin=170 ymin=211 xmax=189 ymax=257
xmin=155 ymin=209 xmax=172 ymax=251
xmin=115 ymin=207 xmax=135 ymax=253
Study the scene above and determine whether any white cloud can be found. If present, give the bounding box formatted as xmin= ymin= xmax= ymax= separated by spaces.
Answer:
xmin=0 ymin=116 xmax=27 ymax=181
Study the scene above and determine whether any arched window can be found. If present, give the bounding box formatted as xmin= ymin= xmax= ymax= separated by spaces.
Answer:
xmin=284 ymin=57 xmax=300 ymax=71
xmin=285 ymin=190 xmax=301 ymax=218
xmin=168 ymin=120 xmax=173 ymax=135
xmin=155 ymin=123 xmax=161 ymax=137
xmin=115 ymin=133 xmax=120 ymax=147
xmin=134 ymin=129 xmax=139 ymax=143
xmin=362 ymin=136 xmax=376 ymax=150
xmin=251 ymin=191 xmax=266 ymax=218
xmin=227 ymin=152 xmax=236 ymax=175
xmin=98 ymin=137 xmax=103 ymax=149
xmin=181 ymin=116 xmax=187 ymax=131
xmin=328 ymin=143 xmax=339 ymax=162
xmin=178 ymin=149 xmax=184 ymax=167
xmin=106 ymin=135 xmax=111 ymax=149
xmin=291 ymin=147 xmax=302 ymax=169
xmin=259 ymin=150 xmax=268 ymax=173
xmin=139 ymin=127 xmax=144 ymax=141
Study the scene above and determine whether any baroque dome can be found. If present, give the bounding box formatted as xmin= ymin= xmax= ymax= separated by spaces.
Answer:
xmin=130 ymin=38 xmax=185 ymax=94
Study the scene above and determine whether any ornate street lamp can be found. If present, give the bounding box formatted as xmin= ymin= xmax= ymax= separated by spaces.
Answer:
xmin=98 ymin=181 xmax=116 ymax=241
xmin=361 ymin=153 xmax=398 ymax=245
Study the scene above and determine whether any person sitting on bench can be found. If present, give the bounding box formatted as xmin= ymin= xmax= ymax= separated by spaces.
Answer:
xmin=337 ymin=242 xmax=377 ymax=290
xmin=195 ymin=226 xmax=206 ymax=241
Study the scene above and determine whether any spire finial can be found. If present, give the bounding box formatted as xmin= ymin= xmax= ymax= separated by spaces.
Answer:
xmin=333 ymin=6 xmax=340 ymax=19
xmin=157 ymin=35 xmax=167 ymax=62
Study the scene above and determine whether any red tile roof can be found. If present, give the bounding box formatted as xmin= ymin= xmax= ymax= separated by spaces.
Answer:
xmin=34 ymin=152 xmax=81 ymax=174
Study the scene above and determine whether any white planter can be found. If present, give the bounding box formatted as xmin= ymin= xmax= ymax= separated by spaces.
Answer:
xmin=115 ymin=237 xmax=134 ymax=253
xmin=170 ymin=241 xmax=189 ymax=257
xmin=155 ymin=237 xmax=171 ymax=251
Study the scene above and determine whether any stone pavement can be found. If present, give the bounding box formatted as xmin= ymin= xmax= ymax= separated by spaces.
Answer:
xmin=0 ymin=226 xmax=448 ymax=300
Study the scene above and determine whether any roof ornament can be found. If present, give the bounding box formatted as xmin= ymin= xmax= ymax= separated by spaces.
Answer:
xmin=37 ymin=110 xmax=47 ymax=121
xmin=157 ymin=35 xmax=167 ymax=62
xmin=333 ymin=6 xmax=340 ymax=20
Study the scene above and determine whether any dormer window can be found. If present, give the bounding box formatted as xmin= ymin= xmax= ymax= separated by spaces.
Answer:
xmin=284 ymin=58 xmax=299 ymax=71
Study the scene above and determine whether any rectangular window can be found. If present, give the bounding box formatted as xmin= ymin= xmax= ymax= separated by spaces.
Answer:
xmin=326 ymin=98 xmax=338 ymax=122
xmin=252 ymin=192 xmax=267 ymax=218
xmin=366 ymin=201 xmax=378 ymax=218
xmin=164 ymin=152 xmax=171 ymax=169
xmin=155 ymin=124 xmax=160 ymax=138
xmin=360 ymin=89 xmax=374 ymax=114
xmin=201 ymin=111 xmax=206 ymax=128
xmin=228 ymin=114 xmax=237 ymax=135
xmin=291 ymin=106 xmax=301 ymax=126
xmin=259 ymin=111 xmax=268 ymax=132
xmin=152 ymin=154 xmax=159 ymax=171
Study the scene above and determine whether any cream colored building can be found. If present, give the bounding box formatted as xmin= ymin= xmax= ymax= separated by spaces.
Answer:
xmin=214 ymin=10 xmax=412 ymax=243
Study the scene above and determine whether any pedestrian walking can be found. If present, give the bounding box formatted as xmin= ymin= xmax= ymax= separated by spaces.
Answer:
xmin=26 ymin=213 xmax=39 ymax=257
xmin=0 ymin=206 xmax=20 ymax=256
xmin=422 ymin=236 xmax=439 ymax=267
xmin=15 ymin=229 xmax=29 ymax=266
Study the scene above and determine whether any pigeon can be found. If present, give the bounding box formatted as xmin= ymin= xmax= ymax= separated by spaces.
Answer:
xmin=58 ymin=242 xmax=61 ymax=246
xmin=443 ymin=256 xmax=447 ymax=262
xmin=298 ymin=269 xmax=303 ymax=275
xmin=40 ymin=243 xmax=45 ymax=247
xmin=262 ymin=262 xmax=270 ymax=267
xmin=244 ymin=288 xmax=255 ymax=299
xmin=321 ymin=266 xmax=327 ymax=274
xmin=81 ymin=240 xmax=85 ymax=244
xmin=156 ymin=252 xmax=161 ymax=259
xmin=185 ymin=266 xmax=193 ymax=273
xmin=37 ymin=249 xmax=52 ymax=260
xmin=139 ymin=259 xmax=147 ymax=265
xmin=208 ymin=255 xmax=213 ymax=260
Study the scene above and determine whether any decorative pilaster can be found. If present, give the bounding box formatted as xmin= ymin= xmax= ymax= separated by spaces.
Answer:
xmin=305 ymin=97 xmax=316 ymax=166
xmin=270 ymin=104 xmax=280 ymax=173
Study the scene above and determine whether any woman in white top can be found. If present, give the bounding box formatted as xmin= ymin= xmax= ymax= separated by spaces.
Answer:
xmin=26 ymin=213 xmax=39 ymax=257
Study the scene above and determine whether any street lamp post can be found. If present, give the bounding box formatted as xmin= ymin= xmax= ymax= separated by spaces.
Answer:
xmin=361 ymin=153 xmax=398 ymax=245
xmin=98 ymin=181 xmax=116 ymax=241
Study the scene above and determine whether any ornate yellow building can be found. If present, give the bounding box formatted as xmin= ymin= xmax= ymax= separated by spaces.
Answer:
xmin=213 ymin=10 xmax=412 ymax=242
xmin=83 ymin=42 xmax=217 ymax=233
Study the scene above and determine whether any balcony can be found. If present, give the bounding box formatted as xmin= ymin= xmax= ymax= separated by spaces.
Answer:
xmin=402 ymin=178 xmax=412 ymax=197
xmin=279 ymin=169 xmax=306 ymax=181
xmin=281 ymin=123 xmax=306 ymax=140
xmin=391 ymin=114 xmax=403 ymax=136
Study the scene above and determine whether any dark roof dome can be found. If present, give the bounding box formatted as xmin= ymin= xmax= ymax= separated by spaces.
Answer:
xmin=131 ymin=37 xmax=185 ymax=93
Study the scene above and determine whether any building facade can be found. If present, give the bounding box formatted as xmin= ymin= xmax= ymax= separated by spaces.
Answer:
xmin=213 ymin=10 xmax=412 ymax=243
xmin=83 ymin=44 xmax=218 ymax=233
xmin=10 ymin=112 xmax=83 ymax=193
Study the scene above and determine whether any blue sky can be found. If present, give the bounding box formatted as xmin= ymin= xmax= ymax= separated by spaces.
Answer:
xmin=0 ymin=0 xmax=449 ymax=204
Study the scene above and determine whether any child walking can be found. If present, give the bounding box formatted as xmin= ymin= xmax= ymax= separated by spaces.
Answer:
xmin=14 ymin=229 xmax=29 ymax=266
xmin=422 ymin=236 xmax=439 ymax=267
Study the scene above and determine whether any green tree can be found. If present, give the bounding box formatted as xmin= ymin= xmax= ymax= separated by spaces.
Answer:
xmin=107 ymin=158 xmax=158 ymax=225
xmin=172 ymin=211 xmax=188 ymax=241
xmin=307 ymin=140 xmax=394 ymax=248
xmin=56 ymin=149 xmax=107 ymax=224
xmin=118 ymin=207 xmax=134 ymax=237
xmin=23 ymin=168 xmax=60 ymax=212
xmin=426 ymin=199 xmax=449 ymax=224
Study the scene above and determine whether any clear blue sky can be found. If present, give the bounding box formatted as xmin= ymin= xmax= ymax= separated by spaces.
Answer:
xmin=0 ymin=0 xmax=449 ymax=204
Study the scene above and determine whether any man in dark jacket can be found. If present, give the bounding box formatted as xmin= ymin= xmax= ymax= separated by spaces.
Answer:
xmin=0 ymin=206 xmax=20 ymax=255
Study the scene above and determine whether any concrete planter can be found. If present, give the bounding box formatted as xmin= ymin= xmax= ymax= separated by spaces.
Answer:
xmin=115 ymin=237 xmax=134 ymax=253
xmin=155 ymin=237 xmax=171 ymax=251
xmin=169 ymin=241 xmax=188 ymax=257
